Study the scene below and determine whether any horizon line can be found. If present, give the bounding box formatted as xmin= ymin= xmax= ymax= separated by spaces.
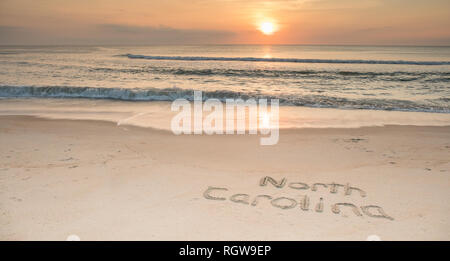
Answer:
xmin=1 ymin=43 xmax=450 ymax=48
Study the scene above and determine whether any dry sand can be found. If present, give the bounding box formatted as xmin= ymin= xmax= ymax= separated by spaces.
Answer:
xmin=0 ymin=115 xmax=449 ymax=240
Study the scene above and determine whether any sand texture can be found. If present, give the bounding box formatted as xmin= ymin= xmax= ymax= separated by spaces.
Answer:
xmin=0 ymin=116 xmax=449 ymax=240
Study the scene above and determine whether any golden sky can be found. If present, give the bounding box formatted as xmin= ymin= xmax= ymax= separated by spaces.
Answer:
xmin=1 ymin=0 xmax=449 ymax=45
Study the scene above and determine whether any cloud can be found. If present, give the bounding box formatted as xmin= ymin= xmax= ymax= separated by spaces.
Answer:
xmin=0 ymin=24 xmax=237 ymax=45
xmin=0 ymin=26 xmax=39 ymax=45
xmin=95 ymin=24 xmax=236 ymax=44
xmin=0 ymin=26 xmax=31 ymax=37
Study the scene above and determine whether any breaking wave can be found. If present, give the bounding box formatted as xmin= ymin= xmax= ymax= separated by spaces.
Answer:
xmin=0 ymin=85 xmax=448 ymax=113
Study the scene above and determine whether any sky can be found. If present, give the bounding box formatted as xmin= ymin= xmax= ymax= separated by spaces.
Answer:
xmin=0 ymin=0 xmax=449 ymax=45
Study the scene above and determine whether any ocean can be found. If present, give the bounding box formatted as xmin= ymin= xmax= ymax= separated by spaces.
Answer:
xmin=0 ymin=45 xmax=449 ymax=113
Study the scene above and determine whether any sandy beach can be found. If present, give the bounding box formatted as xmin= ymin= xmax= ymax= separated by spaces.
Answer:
xmin=1 ymin=0 xmax=450 ymax=249
xmin=0 ymin=115 xmax=449 ymax=240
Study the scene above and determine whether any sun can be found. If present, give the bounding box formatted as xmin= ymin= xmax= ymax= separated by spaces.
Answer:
xmin=259 ymin=21 xmax=276 ymax=35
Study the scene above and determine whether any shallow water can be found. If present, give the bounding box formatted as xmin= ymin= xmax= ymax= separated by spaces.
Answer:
xmin=1 ymin=98 xmax=449 ymax=130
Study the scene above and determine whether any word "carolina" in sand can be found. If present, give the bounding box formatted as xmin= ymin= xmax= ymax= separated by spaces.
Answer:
xmin=202 ymin=176 xmax=394 ymax=220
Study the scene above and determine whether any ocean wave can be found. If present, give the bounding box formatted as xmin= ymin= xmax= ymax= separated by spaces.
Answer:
xmin=89 ymin=66 xmax=450 ymax=82
xmin=123 ymin=54 xmax=450 ymax=66
xmin=0 ymin=85 xmax=448 ymax=113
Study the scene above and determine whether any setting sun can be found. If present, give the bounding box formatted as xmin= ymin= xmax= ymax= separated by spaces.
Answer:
xmin=259 ymin=21 xmax=276 ymax=35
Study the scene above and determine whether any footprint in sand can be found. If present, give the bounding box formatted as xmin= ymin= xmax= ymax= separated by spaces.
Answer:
xmin=348 ymin=138 xmax=366 ymax=143
xmin=339 ymin=138 xmax=373 ymax=153
xmin=9 ymin=197 xmax=22 ymax=202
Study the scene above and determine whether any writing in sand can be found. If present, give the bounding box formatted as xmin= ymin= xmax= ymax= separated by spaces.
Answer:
xmin=203 ymin=176 xmax=394 ymax=221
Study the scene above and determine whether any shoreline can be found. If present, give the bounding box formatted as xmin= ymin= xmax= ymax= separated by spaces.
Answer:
xmin=1 ymin=115 xmax=449 ymax=240
xmin=1 ymin=98 xmax=450 ymax=132
xmin=2 ymin=113 xmax=450 ymax=136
